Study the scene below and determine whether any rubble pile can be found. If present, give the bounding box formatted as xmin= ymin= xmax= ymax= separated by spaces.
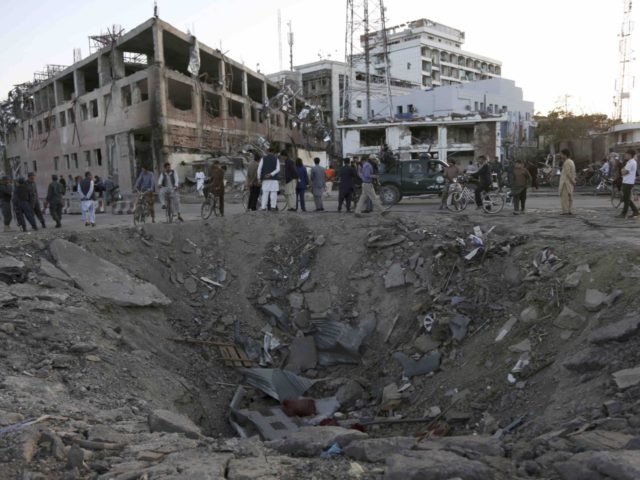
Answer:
xmin=1 ymin=212 xmax=640 ymax=479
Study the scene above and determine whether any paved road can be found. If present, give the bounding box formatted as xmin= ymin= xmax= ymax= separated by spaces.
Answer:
xmin=0 ymin=188 xmax=627 ymax=237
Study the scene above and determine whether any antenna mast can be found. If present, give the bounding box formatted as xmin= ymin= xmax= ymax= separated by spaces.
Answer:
xmin=614 ymin=0 xmax=634 ymax=122
xmin=278 ymin=9 xmax=283 ymax=71
xmin=287 ymin=21 xmax=294 ymax=71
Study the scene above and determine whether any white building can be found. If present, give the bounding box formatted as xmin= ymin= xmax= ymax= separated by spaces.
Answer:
xmin=362 ymin=18 xmax=502 ymax=89
xmin=609 ymin=122 xmax=640 ymax=154
xmin=371 ymin=77 xmax=535 ymax=148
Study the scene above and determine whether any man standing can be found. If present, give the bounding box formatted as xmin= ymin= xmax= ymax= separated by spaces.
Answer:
xmin=354 ymin=155 xmax=388 ymax=217
xmin=295 ymin=158 xmax=309 ymax=212
xmin=13 ymin=178 xmax=37 ymax=232
xmin=195 ymin=167 xmax=206 ymax=197
xmin=491 ymin=156 xmax=503 ymax=189
xmin=158 ymin=162 xmax=184 ymax=222
xmin=440 ymin=159 xmax=460 ymax=210
xmin=79 ymin=171 xmax=96 ymax=227
xmin=338 ymin=158 xmax=356 ymax=213
xmin=258 ymin=148 xmax=280 ymax=211
xmin=46 ymin=174 xmax=65 ymax=228
xmin=310 ymin=157 xmax=326 ymax=211
xmin=134 ymin=164 xmax=156 ymax=223
xmin=246 ymin=152 xmax=261 ymax=211
xmin=282 ymin=150 xmax=298 ymax=211
xmin=469 ymin=155 xmax=492 ymax=210
xmin=210 ymin=160 xmax=225 ymax=217
xmin=616 ymin=149 xmax=638 ymax=219
xmin=0 ymin=176 xmax=13 ymax=231
xmin=511 ymin=160 xmax=532 ymax=214
xmin=26 ymin=172 xmax=46 ymax=228
xmin=558 ymin=149 xmax=576 ymax=215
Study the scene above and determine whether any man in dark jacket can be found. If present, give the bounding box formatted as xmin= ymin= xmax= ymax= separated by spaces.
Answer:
xmin=46 ymin=174 xmax=65 ymax=228
xmin=26 ymin=172 xmax=46 ymax=228
xmin=338 ymin=158 xmax=356 ymax=212
xmin=246 ymin=152 xmax=261 ymax=211
xmin=13 ymin=178 xmax=37 ymax=231
xmin=210 ymin=160 xmax=225 ymax=216
xmin=0 ymin=176 xmax=13 ymax=231
xmin=469 ymin=155 xmax=492 ymax=209
xmin=282 ymin=150 xmax=298 ymax=211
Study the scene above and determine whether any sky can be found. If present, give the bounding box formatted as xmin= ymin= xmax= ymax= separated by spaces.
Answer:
xmin=0 ymin=0 xmax=636 ymax=118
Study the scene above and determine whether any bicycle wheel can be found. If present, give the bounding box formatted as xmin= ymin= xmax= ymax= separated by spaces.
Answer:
xmin=446 ymin=191 xmax=467 ymax=212
xmin=611 ymin=188 xmax=622 ymax=208
xmin=482 ymin=192 xmax=505 ymax=214
xmin=201 ymin=196 xmax=215 ymax=219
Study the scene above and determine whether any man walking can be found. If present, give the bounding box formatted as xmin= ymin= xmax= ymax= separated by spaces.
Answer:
xmin=511 ymin=160 xmax=532 ymax=214
xmin=258 ymin=147 xmax=280 ymax=211
xmin=0 ymin=176 xmax=13 ymax=231
xmin=295 ymin=158 xmax=309 ymax=212
xmin=158 ymin=162 xmax=184 ymax=221
xmin=46 ymin=174 xmax=65 ymax=228
xmin=210 ymin=160 xmax=225 ymax=216
xmin=134 ymin=164 xmax=156 ymax=223
xmin=310 ymin=157 xmax=326 ymax=211
xmin=79 ymin=172 xmax=96 ymax=227
xmin=355 ymin=155 xmax=388 ymax=217
xmin=617 ymin=149 xmax=638 ymax=219
xmin=13 ymin=178 xmax=37 ymax=231
xmin=282 ymin=150 xmax=298 ymax=211
xmin=26 ymin=172 xmax=46 ymax=228
xmin=338 ymin=158 xmax=356 ymax=212
xmin=440 ymin=159 xmax=460 ymax=209
xmin=558 ymin=149 xmax=576 ymax=215
xmin=469 ymin=155 xmax=492 ymax=210
xmin=246 ymin=152 xmax=261 ymax=211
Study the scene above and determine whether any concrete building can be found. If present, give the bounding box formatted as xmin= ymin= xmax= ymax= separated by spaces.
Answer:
xmin=2 ymin=17 xmax=315 ymax=195
xmin=340 ymin=115 xmax=506 ymax=167
xmin=362 ymin=18 xmax=502 ymax=89
xmin=372 ymin=77 xmax=535 ymax=149
xmin=609 ymin=122 xmax=640 ymax=154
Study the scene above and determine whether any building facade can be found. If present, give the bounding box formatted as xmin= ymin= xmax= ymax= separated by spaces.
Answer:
xmin=609 ymin=122 xmax=640 ymax=154
xmin=362 ymin=18 xmax=502 ymax=89
xmin=2 ymin=17 xmax=313 ymax=195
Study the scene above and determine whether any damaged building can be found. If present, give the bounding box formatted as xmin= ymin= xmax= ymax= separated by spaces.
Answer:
xmin=1 ymin=17 xmax=320 ymax=194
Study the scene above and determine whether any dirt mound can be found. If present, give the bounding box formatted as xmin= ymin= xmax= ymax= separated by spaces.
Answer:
xmin=1 ymin=211 xmax=640 ymax=479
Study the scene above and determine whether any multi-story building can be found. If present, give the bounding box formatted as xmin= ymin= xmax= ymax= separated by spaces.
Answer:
xmin=609 ymin=122 xmax=640 ymax=154
xmin=363 ymin=18 xmax=502 ymax=89
xmin=2 ymin=17 xmax=315 ymax=195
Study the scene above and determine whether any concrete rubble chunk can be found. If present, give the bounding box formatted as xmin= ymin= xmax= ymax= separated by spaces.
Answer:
xmin=336 ymin=379 xmax=365 ymax=407
xmin=148 ymin=409 xmax=201 ymax=439
xmin=563 ymin=348 xmax=608 ymax=373
xmin=590 ymin=315 xmax=640 ymax=344
xmin=265 ymin=426 xmax=367 ymax=457
xmin=0 ymin=256 xmax=25 ymax=269
xmin=304 ymin=292 xmax=332 ymax=313
xmin=392 ymin=351 xmax=441 ymax=378
xmin=509 ymin=339 xmax=532 ymax=353
xmin=413 ymin=334 xmax=440 ymax=354
xmin=242 ymin=368 xmax=316 ymax=401
xmin=564 ymin=271 xmax=584 ymax=289
xmin=285 ymin=336 xmax=317 ymax=373
xmin=9 ymin=283 xmax=69 ymax=303
xmin=555 ymin=450 xmax=640 ymax=480
xmin=520 ymin=306 xmax=538 ymax=323
xmin=613 ymin=366 xmax=640 ymax=390
xmin=39 ymin=258 xmax=72 ymax=283
xmin=553 ymin=307 xmax=586 ymax=330
xmin=49 ymin=239 xmax=170 ymax=307
xmin=384 ymin=263 xmax=406 ymax=290
xmin=183 ymin=277 xmax=197 ymax=294
xmin=344 ymin=437 xmax=416 ymax=463
xmin=450 ymin=314 xmax=471 ymax=341
xmin=288 ymin=293 xmax=305 ymax=310
xmin=0 ymin=283 xmax=15 ymax=305
xmin=227 ymin=455 xmax=301 ymax=480
xmin=570 ymin=430 xmax=635 ymax=451
xmin=260 ymin=304 xmax=289 ymax=330
xmin=584 ymin=289 xmax=608 ymax=312
xmin=385 ymin=450 xmax=494 ymax=480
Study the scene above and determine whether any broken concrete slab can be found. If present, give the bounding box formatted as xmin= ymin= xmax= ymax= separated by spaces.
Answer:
xmin=584 ymin=289 xmax=608 ymax=312
xmin=553 ymin=307 xmax=586 ymax=330
xmin=413 ymin=335 xmax=440 ymax=354
xmin=344 ymin=437 xmax=416 ymax=463
xmin=288 ymin=293 xmax=304 ymax=310
xmin=554 ymin=450 xmax=640 ymax=480
xmin=613 ymin=366 xmax=640 ymax=390
xmin=450 ymin=314 xmax=471 ymax=341
xmin=285 ymin=336 xmax=317 ymax=373
xmin=242 ymin=368 xmax=316 ymax=401
xmin=265 ymin=426 xmax=367 ymax=457
xmin=590 ymin=315 xmax=640 ymax=344
xmin=148 ymin=409 xmax=201 ymax=439
xmin=39 ymin=258 xmax=72 ymax=283
xmin=384 ymin=263 xmax=406 ymax=290
xmin=384 ymin=450 xmax=493 ymax=480
xmin=49 ymin=239 xmax=170 ymax=307
xmin=260 ymin=304 xmax=289 ymax=330
xmin=304 ymin=292 xmax=332 ymax=313
xmin=563 ymin=348 xmax=608 ymax=373
xmin=392 ymin=351 xmax=441 ymax=378
xmin=0 ymin=256 xmax=26 ymax=284
xmin=9 ymin=283 xmax=69 ymax=303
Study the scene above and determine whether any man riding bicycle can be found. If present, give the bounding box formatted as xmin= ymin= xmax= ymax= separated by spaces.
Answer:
xmin=158 ymin=162 xmax=184 ymax=222
xmin=134 ymin=164 xmax=156 ymax=223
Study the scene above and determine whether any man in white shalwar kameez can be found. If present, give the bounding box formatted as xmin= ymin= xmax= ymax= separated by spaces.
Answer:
xmin=257 ymin=149 xmax=281 ymax=211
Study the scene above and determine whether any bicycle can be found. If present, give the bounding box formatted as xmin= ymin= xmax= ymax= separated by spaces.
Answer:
xmin=201 ymin=190 xmax=222 ymax=219
xmin=164 ymin=188 xmax=176 ymax=223
xmin=133 ymin=190 xmax=152 ymax=225
xmin=594 ymin=177 xmax=613 ymax=196
xmin=446 ymin=177 xmax=505 ymax=214
xmin=611 ymin=184 xmax=640 ymax=209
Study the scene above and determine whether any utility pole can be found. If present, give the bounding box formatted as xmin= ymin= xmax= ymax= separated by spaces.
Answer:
xmin=614 ymin=0 xmax=634 ymax=122
xmin=278 ymin=9 xmax=283 ymax=72
xmin=287 ymin=21 xmax=294 ymax=71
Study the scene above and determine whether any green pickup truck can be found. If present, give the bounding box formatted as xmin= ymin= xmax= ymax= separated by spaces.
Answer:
xmin=378 ymin=158 xmax=449 ymax=205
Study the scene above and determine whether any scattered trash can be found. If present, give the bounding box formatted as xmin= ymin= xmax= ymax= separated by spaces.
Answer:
xmin=449 ymin=315 xmax=471 ymax=341
xmin=320 ymin=442 xmax=343 ymax=458
xmin=511 ymin=354 xmax=530 ymax=373
xmin=507 ymin=373 xmax=517 ymax=384
xmin=422 ymin=314 xmax=436 ymax=333
xmin=282 ymin=398 xmax=316 ymax=417
xmin=469 ymin=234 xmax=484 ymax=247
xmin=381 ymin=383 xmax=403 ymax=410
xmin=348 ymin=462 xmax=365 ymax=477
xmin=242 ymin=368 xmax=316 ymax=401
xmin=495 ymin=316 xmax=518 ymax=342
xmin=494 ymin=415 xmax=526 ymax=439
xmin=464 ymin=247 xmax=481 ymax=261
xmin=200 ymin=276 xmax=223 ymax=288
xmin=313 ymin=316 xmax=376 ymax=366
xmin=392 ymin=351 xmax=441 ymax=378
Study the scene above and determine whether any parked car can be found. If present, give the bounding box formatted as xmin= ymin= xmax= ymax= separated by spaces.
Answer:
xmin=378 ymin=158 xmax=449 ymax=205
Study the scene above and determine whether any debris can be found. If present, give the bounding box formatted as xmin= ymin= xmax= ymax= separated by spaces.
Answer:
xmin=313 ymin=316 xmax=376 ymax=366
xmin=413 ymin=335 xmax=440 ymax=354
xmin=230 ymin=387 xmax=301 ymax=440
xmin=508 ymin=339 xmax=532 ymax=353
xmin=347 ymin=462 xmax=365 ymax=477
xmin=305 ymin=291 xmax=332 ymax=313
xmin=511 ymin=354 xmax=530 ymax=373
xmin=0 ymin=256 xmax=27 ymax=284
xmin=520 ymin=306 xmax=538 ymax=323
xmin=282 ymin=398 xmax=316 ymax=417
xmin=589 ymin=315 xmax=640 ymax=344
xmin=260 ymin=304 xmax=290 ymax=330
xmin=464 ymin=247 xmax=481 ymax=261
xmin=495 ymin=316 xmax=518 ymax=342
xmin=200 ymin=276 xmax=224 ymax=288
xmin=449 ymin=315 xmax=471 ymax=341
xmin=242 ymin=368 xmax=316 ymax=401
xmin=336 ymin=380 xmax=365 ymax=407
xmin=381 ymin=383 xmax=403 ymax=410
xmin=392 ymin=351 xmax=441 ymax=378
xmin=384 ymin=314 xmax=400 ymax=343
xmin=584 ymin=289 xmax=607 ymax=312
xmin=553 ymin=307 xmax=586 ymax=330
xmin=286 ymin=335 xmax=317 ymax=373
xmin=564 ymin=271 xmax=584 ymax=288
xmin=507 ymin=374 xmax=517 ymax=384
xmin=320 ymin=442 xmax=343 ymax=458
xmin=288 ymin=293 xmax=305 ymax=310
xmin=148 ymin=409 xmax=202 ymax=439
xmin=493 ymin=415 xmax=526 ymax=439
xmin=384 ymin=263 xmax=406 ymax=290
xmin=612 ymin=366 xmax=640 ymax=390
xmin=266 ymin=426 xmax=367 ymax=457
xmin=367 ymin=235 xmax=406 ymax=249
